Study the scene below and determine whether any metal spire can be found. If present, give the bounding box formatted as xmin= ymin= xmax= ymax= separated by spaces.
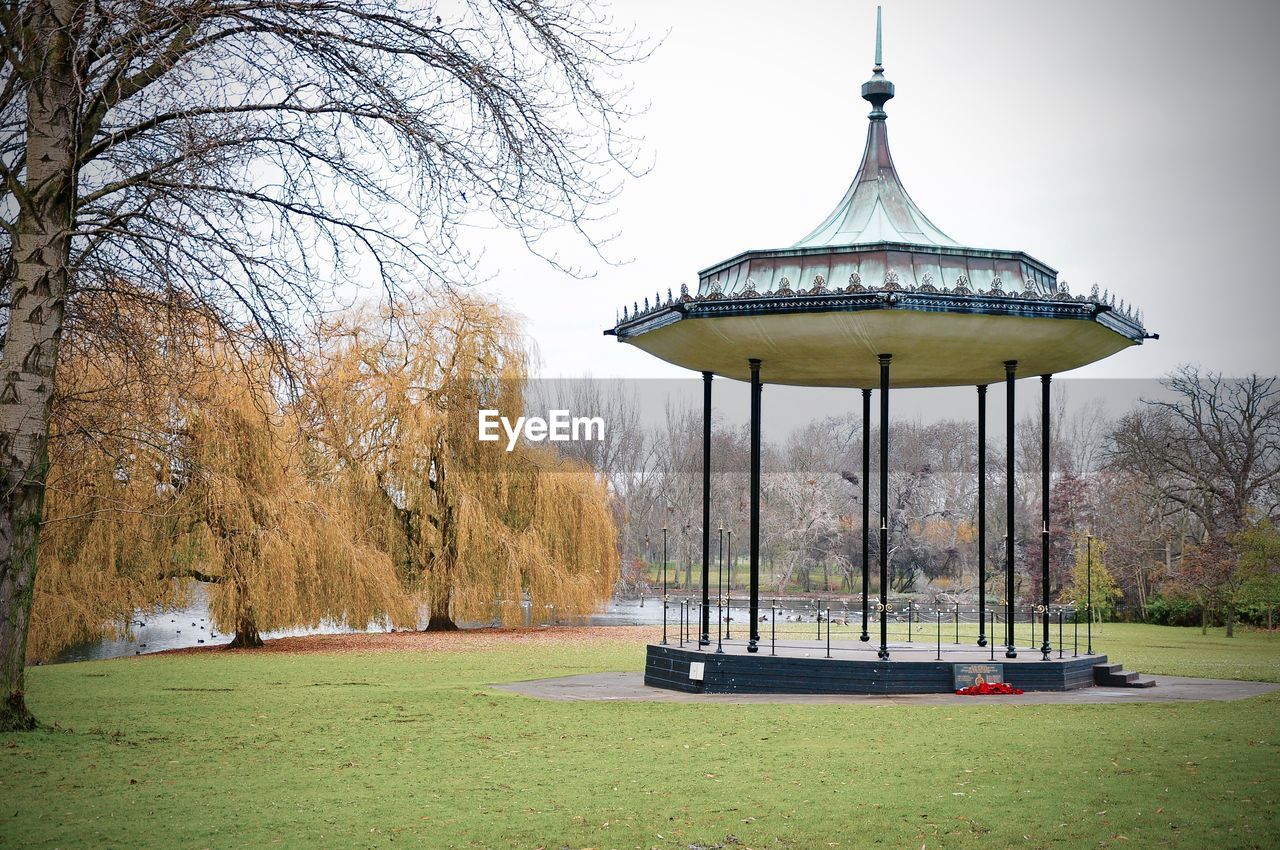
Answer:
xmin=874 ymin=5 xmax=883 ymax=68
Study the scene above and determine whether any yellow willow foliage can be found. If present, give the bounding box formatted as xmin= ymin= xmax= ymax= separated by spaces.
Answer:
xmin=449 ymin=447 xmax=619 ymax=625
xmin=306 ymin=293 xmax=619 ymax=627
xmin=29 ymin=305 xmax=198 ymax=658
xmin=183 ymin=351 xmax=416 ymax=642
xmin=28 ymin=309 xmax=415 ymax=659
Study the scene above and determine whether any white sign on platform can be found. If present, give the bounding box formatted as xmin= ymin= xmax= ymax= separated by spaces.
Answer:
xmin=688 ymin=661 xmax=705 ymax=681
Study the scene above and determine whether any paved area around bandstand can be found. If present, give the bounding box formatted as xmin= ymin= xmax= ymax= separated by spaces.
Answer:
xmin=496 ymin=671 xmax=1280 ymax=706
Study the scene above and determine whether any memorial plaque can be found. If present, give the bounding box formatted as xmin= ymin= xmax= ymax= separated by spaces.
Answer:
xmin=953 ymin=663 xmax=1003 ymax=689
xmin=688 ymin=661 xmax=705 ymax=681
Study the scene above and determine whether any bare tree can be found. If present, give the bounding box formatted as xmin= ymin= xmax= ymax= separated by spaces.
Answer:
xmin=1110 ymin=367 xmax=1280 ymax=631
xmin=1111 ymin=368 xmax=1280 ymax=541
xmin=1062 ymin=396 xmax=1111 ymax=477
xmin=0 ymin=0 xmax=646 ymax=730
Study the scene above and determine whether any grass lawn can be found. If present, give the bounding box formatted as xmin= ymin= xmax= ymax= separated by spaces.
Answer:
xmin=2 ymin=624 xmax=1278 ymax=849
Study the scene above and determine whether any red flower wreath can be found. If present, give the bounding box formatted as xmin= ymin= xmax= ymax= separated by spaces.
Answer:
xmin=955 ymin=681 xmax=1023 ymax=696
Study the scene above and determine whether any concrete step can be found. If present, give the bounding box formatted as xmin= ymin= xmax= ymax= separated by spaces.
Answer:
xmin=1093 ymin=663 xmax=1156 ymax=688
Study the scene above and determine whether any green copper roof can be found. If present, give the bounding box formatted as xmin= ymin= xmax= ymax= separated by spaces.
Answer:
xmin=792 ymin=9 xmax=957 ymax=249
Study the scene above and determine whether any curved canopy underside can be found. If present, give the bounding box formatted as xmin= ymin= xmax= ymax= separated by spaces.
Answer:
xmin=617 ymin=303 xmax=1141 ymax=388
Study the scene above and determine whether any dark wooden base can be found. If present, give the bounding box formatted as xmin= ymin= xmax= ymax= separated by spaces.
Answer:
xmin=646 ymin=642 xmax=1105 ymax=695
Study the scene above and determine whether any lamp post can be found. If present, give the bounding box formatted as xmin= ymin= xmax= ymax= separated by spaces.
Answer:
xmin=1086 ymin=533 xmax=1093 ymax=655
xmin=725 ymin=529 xmax=733 ymax=639
xmin=716 ymin=526 xmax=725 ymax=653
xmin=641 ymin=532 xmax=650 ymax=609
xmin=660 ymin=526 xmax=669 ymax=645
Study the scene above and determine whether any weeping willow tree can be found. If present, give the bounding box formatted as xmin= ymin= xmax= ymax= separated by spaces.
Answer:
xmin=177 ymin=342 xmax=417 ymax=647
xmin=29 ymin=300 xmax=415 ymax=658
xmin=28 ymin=293 xmax=197 ymax=657
xmin=306 ymin=294 xmax=618 ymax=630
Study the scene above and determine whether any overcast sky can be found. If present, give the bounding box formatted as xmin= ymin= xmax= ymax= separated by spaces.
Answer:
xmin=472 ymin=0 xmax=1280 ymax=386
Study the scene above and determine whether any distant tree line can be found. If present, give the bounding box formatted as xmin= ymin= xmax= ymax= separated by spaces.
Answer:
xmin=567 ymin=370 xmax=1280 ymax=634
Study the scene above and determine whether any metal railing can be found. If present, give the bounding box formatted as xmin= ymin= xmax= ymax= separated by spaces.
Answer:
xmin=659 ymin=596 xmax=1096 ymax=658
xmin=490 ymin=594 xmax=1101 ymax=660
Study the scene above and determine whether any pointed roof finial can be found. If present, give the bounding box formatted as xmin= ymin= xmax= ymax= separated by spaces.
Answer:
xmin=861 ymin=6 xmax=894 ymax=119
xmin=874 ymin=4 xmax=883 ymax=69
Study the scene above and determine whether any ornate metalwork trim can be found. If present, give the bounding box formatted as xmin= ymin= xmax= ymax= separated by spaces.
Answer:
xmin=611 ymin=288 xmax=1146 ymax=343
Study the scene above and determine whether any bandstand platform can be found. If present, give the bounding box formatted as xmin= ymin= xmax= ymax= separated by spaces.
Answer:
xmin=645 ymin=641 xmax=1111 ymax=695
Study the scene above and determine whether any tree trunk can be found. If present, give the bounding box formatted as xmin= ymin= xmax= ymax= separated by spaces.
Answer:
xmin=425 ymin=507 xmax=459 ymax=631
xmin=1201 ymin=603 xmax=1209 ymax=635
xmin=1135 ymin=566 xmax=1148 ymax=622
xmin=0 ymin=479 xmax=47 ymax=731
xmin=0 ymin=1 xmax=78 ymax=733
xmin=1225 ymin=603 xmax=1235 ymax=638
xmin=425 ymin=598 xmax=459 ymax=631
xmin=226 ymin=620 xmax=264 ymax=648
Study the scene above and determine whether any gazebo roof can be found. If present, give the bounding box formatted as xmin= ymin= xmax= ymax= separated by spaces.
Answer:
xmin=607 ymin=12 xmax=1153 ymax=388
xmin=792 ymin=22 xmax=955 ymax=250
xmin=792 ymin=116 xmax=956 ymax=249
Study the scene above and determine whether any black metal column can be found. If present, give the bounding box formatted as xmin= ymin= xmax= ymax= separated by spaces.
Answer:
xmin=748 ymin=358 xmax=762 ymax=652
xmin=878 ymin=354 xmax=891 ymax=661
xmin=977 ymin=384 xmax=988 ymax=648
xmin=1004 ymin=361 xmax=1017 ymax=659
xmin=860 ymin=387 xmax=871 ymax=642
xmin=1041 ymin=374 xmax=1053 ymax=660
xmin=700 ymin=371 xmax=712 ymax=646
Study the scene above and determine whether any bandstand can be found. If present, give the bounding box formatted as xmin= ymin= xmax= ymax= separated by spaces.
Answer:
xmin=607 ymin=11 xmax=1157 ymax=694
